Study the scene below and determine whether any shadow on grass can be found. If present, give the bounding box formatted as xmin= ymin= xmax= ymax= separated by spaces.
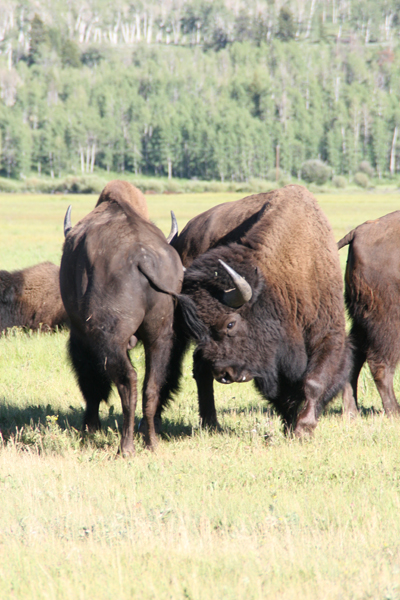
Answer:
xmin=218 ymin=405 xmax=275 ymax=418
xmin=0 ymin=397 xmax=386 ymax=448
xmin=0 ymin=399 xmax=196 ymax=444
xmin=325 ymin=405 xmax=383 ymax=417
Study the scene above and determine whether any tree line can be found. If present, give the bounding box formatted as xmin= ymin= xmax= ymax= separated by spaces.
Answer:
xmin=0 ymin=3 xmax=399 ymax=181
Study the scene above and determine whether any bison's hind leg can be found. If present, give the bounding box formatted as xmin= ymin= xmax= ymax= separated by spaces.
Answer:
xmin=68 ymin=331 xmax=113 ymax=432
xmin=368 ymin=360 xmax=400 ymax=416
xmin=99 ymin=347 xmax=138 ymax=456
xmin=342 ymin=324 xmax=368 ymax=417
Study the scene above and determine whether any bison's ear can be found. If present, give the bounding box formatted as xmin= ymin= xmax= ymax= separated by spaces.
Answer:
xmin=137 ymin=247 xmax=183 ymax=295
xmin=176 ymin=294 xmax=208 ymax=341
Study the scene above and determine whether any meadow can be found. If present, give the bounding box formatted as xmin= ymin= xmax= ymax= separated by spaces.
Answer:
xmin=1 ymin=189 xmax=400 ymax=599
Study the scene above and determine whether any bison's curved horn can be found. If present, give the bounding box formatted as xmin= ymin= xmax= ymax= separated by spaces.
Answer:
xmin=166 ymin=210 xmax=178 ymax=244
xmin=218 ymin=259 xmax=252 ymax=308
xmin=64 ymin=205 xmax=72 ymax=237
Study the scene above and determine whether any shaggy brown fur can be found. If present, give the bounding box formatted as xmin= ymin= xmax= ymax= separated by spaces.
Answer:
xmin=164 ymin=185 xmax=351 ymax=436
xmin=95 ymin=180 xmax=149 ymax=221
xmin=338 ymin=210 xmax=400 ymax=416
xmin=0 ymin=261 xmax=67 ymax=333
xmin=60 ymin=190 xmax=183 ymax=455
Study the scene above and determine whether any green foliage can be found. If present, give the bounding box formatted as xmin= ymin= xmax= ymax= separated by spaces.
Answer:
xmin=27 ymin=14 xmax=50 ymax=66
xmin=81 ymin=47 xmax=104 ymax=68
xmin=278 ymin=7 xmax=296 ymax=40
xmin=0 ymin=3 xmax=400 ymax=183
xmin=358 ymin=160 xmax=375 ymax=177
xmin=332 ymin=175 xmax=347 ymax=188
xmin=354 ymin=171 xmax=369 ymax=188
xmin=61 ymin=40 xmax=81 ymax=69
xmin=301 ymin=159 xmax=332 ymax=185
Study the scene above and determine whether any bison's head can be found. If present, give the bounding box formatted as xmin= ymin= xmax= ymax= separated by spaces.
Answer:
xmin=177 ymin=244 xmax=288 ymax=386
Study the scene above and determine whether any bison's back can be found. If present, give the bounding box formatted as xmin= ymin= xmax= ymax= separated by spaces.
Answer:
xmin=0 ymin=261 xmax=67 ymax=332
xmin=343 ymin=211 xmax=400 ymax=350
xmin=242 ymin=185 xmax=344 ymax=332
xmin=96 ymin=180 xmax=149 ymax=221
xmin=61 ymin=200 xmax=183 ymax=333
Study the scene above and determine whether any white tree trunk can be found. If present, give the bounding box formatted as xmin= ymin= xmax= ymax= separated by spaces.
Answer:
xmin=305 ymin=0 xmax=317 ymax=39
xmin=90 ymin=143 xmax=96 ymax=173
xmin=390 ymin=126 xmax=398 ymax=175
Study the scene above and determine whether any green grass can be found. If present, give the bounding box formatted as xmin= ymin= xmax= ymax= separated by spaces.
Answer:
xmin=1 ymin=190 xmax=400 ymax=599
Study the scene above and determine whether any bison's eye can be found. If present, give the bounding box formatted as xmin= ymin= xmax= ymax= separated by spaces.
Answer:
xmin=227 ymin=321 xmax=235 ymax=330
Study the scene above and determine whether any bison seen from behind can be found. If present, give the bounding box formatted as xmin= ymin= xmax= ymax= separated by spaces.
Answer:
xmin=60 ymin=181 xmax=183 ymax=455
xmin=338 ymin=211 xmax=400 ymax=416
xmin=0 ymin=262 xmax=67 ymax=333
xmin=164 ymin=185 xmax=351 ymax=435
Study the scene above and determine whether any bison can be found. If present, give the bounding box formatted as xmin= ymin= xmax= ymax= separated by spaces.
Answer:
xmin=0 ymin=262 xmax=67 ymax=333
xmin=60 ymin=181 xmax=183 ymax=454
xmin=338 ymin=211 xmax=400 ymax=417
xmin=162 ymin=185 xmax=351 ymax=436
xmin=171 ymin=193 xmax=269 ymax=267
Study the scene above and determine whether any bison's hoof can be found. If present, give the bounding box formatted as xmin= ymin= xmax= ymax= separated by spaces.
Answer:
xmin=118 ymin=445 xmax=135 ymax=458
xmin=83 ymin=421 xmax=101 ymax=434
xmin=200 ymin=418 xmax=222 ymax=432
xmin=343 ymin=409 xmax=358 ymax=419
xmin=138 ymin=416 xmax=162 ymax=435
xmin=145 ymin=438 xmax=159 ymax=452
xmin=293 ymin=424 xmax=316 ymax=438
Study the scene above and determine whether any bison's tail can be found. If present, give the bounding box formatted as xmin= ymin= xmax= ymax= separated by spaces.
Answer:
xmin=337 ymin=229 xmax=356 ymax=250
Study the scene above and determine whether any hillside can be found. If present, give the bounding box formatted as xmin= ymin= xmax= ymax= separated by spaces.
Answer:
xmin=0 ymin=1 xmax=399 ymax=183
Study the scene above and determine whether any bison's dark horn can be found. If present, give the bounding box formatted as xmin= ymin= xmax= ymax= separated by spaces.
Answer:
xmin=218 ymin=259 xmax=252 ymax=308
xmin=64 ymin=205 xmax=72 ymax=237
xmin=166 ymin=210 xmax=178 ymax=244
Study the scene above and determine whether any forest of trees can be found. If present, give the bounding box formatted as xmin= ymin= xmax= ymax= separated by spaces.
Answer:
xmin=0 ymin=0 xmax=400 ymax=182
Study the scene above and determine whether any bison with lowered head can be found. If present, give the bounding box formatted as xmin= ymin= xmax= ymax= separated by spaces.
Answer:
xmin=338 ymin=211 xmax=400 ymax=417
xmin=164 ymin=185 xmax=351 ymax=435
xmin=0 ymin=262 xmax=67 ymax=333
xmin=60 ymin=180 xmax=183 ymax=455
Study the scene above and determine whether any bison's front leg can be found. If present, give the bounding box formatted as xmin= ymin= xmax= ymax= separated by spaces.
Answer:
xmin=193 ymin=349 xmax=220 ymax=429
xmin=294 ymin=339 xmax=350 ymax=437
xmin=294 ymin=378 xmax=322 ymax=436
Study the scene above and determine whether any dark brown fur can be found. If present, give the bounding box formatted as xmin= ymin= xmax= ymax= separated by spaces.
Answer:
xmin=338 ymin=211 xmax=400 ymax=416
xmin=172 ymin=195 xmax=269 ymax=267
xmin=60 ymin=186 xmax=183 ymax=455
xmin=164 ymin=185 xmax=351 ymax=435
xmin=0 ymin=262 xmax=67 ymax=333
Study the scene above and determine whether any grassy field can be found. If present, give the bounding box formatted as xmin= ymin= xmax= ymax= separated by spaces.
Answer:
xmin=1 ymin=189 xmax=400 ymax=599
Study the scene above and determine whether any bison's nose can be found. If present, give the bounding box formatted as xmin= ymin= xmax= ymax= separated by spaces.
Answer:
xmin=213 ymin=366 xmax=249 ymax=384
xmin=219 ymin=372 xmax=233 ymax=384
